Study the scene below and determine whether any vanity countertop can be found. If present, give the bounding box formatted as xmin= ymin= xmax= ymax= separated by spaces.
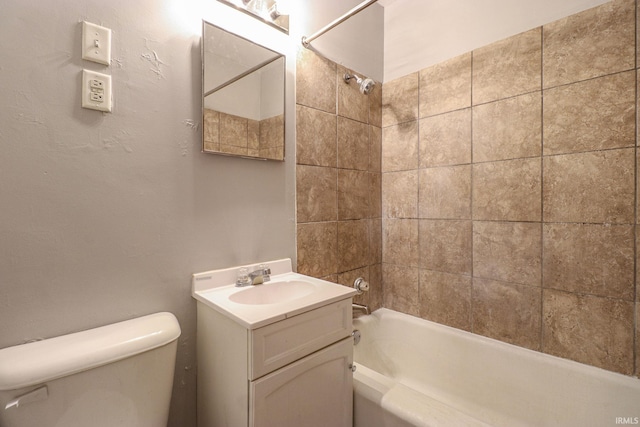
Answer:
xmin=192 ymin=259 xmax=357 ymax=329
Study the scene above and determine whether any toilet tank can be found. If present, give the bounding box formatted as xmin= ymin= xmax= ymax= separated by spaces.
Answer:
xmin=0 ymin=312 xmax=181 ymax=427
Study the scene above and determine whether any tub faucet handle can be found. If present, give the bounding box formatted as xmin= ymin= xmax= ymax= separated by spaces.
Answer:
xmin=354 ymin=277 xmax=369 ymax=294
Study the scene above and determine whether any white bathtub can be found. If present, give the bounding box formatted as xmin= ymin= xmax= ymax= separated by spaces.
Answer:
xmin=352 ymin=309 xmax=640 ymax=427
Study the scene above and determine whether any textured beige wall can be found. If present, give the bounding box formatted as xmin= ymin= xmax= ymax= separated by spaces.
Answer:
xmin=380 ymin=0 xmax=638 ymax=377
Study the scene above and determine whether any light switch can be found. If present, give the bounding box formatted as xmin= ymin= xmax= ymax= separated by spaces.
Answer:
xmin=82 ymin=70 xmax=112 ymax=112
xmin=82 ymin=21 xmax=111 ymax=66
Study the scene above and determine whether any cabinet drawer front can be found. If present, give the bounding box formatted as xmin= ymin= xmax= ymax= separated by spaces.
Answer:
xmin=250 ymin=337 xmax=353 ymax=427
xmin=249 ymin=298 xmax=352 ymax=379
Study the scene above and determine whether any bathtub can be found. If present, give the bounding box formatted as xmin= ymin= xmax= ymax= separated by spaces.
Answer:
xmin=352 ymin=309 xmax=640 ymax=427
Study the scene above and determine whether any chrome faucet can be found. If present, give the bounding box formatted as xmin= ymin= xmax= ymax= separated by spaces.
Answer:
xmin=352 ymin=303 xmax=370 ymax=316
xmin=248 ymin=265 xmax=271 ymax=285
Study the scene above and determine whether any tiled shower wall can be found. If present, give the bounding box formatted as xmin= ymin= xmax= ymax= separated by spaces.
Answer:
xmin=295 ymin=48 xmax=384 ymax=310
xmin=381 ymin=0 xmax=638 ymax=376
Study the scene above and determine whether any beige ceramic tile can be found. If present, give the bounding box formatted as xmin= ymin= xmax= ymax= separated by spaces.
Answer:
xmin=638 ymin=2 xmax=640 ymax=70
xmin=296 ymin=47 xmax=336 ymax=113
xmin=368 ymin=263 xmax=383 ymax=311
xmin=382 ymin=73 xmax=419 ymax=127
xmin=382 ymin=219 xmax=419 ymax=267
xmin=383 ymin=264 xmax=420 ymax=316
xmin=419 ymin=220 xmax=472 ymax=275
xmin=203 ymin=109 xmax=219 ymax=146
xmin=473 ymin=221 xmax=542 ymax=287
xmin=543 ymin=148 xmax=635 ymax=224
xmin=542 ymin=289 xmax=635 ymax=375
xmin=248 ymin=119 xmax=260 ymax=151
xmin=543 ymin=71 xmax=635 ymax=155
xmin=338 ymin=169 xmax=370 ymax=220
xmin=369 ymin=173 xmax=382 ymax=219
xmin=419 ymin=270 xmax=472 ymax=331
xmin=258 ymin=115 xmax=284 ymax=157
xmin=419 ymin=52 xmax=472 ymax=117
xmin=636 ymin=229 xmax=640 ymax=302
xmin=369 ymin=218 xmax=382 ymax=265
xmin=543 ymin=0 xmax=635 ymax=88
xmin=338 ymin=65 xmax=369 ymax=124
xmin=382 ymin=121 xmax=419 ymax=172
xmin=636 ymin=307 xmax=639 ymax=377
xmin=218 ymin=144 xmax=247 ymax=156
xmin=338 ymin=220 xmax=369 ymax=272
xmin=369 ymin=126 xmax=382 ymax=172
xmin=382 ymin=170 xmax=418 ymax=219
xmin=369 ymin=79 xmax=383 ymax=127
xmin=472 ymin=158 xmax=541 ymax=222
xmin=419 ymin=108 xmax=471 ymax=168
xmin=296 ymin=165 xmax=337 ymax=223
xmin=473 ymin=92 xmax=542 ymax=162
xmin=203 ymin=141 xmax=220 ymax=152
xmin=296 ymin=104 xmax=337 ymax=167
xmin=473 ymin=28 xmax=542 ymax=105
xmin=638 ymin=151 xmax=640 ymax=225
xmin=219 ymin=112 xmax=247 ymax=147
xmin=472 ymin=278 xmax=542 ymax=351
xmin=543 ymin=223 xmax=634 ymax=300
xmin=337 ymin=117 xmax=369 ymax=170
xmin=259 ymin=146 xmax=283 ymax=160
xmin=419 ymin=165 xmax=471 ymax=219
xmin=297 ymin=222 xmax=338 ymax=277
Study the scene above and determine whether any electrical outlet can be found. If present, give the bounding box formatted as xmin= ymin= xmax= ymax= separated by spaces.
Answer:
xmin=82 ymin=70 xmax=112 ymax=112
xmin=82 ymin=21 xmax=111 ymax=66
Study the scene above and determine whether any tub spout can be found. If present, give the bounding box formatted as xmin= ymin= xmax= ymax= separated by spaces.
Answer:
xmin=352 ymin=303 xmax=370 ymax=316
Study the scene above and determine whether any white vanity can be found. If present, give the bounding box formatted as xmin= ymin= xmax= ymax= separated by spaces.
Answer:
xmin=192 ymin=259 xmax=357 ymax=427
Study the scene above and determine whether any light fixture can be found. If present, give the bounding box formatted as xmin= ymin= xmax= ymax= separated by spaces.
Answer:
xmin=268 ymin=4 xmax=281 ymax=20
xmin=216 ymin=0 xmax=289 ymax=33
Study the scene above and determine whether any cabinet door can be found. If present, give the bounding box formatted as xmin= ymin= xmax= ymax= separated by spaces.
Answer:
xmin=250 ymin=337 xmax=353 ymax=427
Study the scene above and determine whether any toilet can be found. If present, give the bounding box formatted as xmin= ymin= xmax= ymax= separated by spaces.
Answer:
xmin=0 ymin=312 xmax=181 ymax=427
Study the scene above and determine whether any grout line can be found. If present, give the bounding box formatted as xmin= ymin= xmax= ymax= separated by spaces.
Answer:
xmin=470 ymin=49 xmax=476 ymax=335
xmin=634 ymin=0 xmax=638 ymax=377
xmin=540 ymin=24 xmax=546 ymax=353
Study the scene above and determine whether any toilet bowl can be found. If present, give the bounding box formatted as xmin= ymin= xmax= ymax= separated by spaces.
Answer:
xmin=0 ymin=312 xmax=181 ymax=427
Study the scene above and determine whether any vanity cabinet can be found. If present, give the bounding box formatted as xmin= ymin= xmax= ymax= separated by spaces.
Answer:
xmin=196 ymin=298 xmax=354 ymax=427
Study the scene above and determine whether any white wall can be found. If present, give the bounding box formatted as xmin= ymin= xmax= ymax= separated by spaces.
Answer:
xmin=0 ymin=1 xmax=296 ymax=426
xmin=293 ymin=0 xmax=385 ymax=82
xmin=383 ymin=0 xmax=611 ymax=82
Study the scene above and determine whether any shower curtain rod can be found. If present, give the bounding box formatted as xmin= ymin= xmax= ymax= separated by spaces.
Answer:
xmin=301 ymin=0 xmax=379 ymax=48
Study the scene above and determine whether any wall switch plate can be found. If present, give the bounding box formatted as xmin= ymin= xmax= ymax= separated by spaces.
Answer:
xmin=82 ymin=21 xmax=111 ymax=66
xmin=82 ymin=69 xmax=112 ymax=112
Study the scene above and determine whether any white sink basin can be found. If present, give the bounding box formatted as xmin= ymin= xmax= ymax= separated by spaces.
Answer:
xmin=192 ymin=259 xmax=358 ymax=329
xmin=229 ymin=280 xmax=317 ymax=305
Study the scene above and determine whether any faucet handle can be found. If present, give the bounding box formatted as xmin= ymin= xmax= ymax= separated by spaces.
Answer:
xmin=260 ymin=264 xmax=271 ymax=282
xmin=354 ymin=277 xmax=369 ymax=294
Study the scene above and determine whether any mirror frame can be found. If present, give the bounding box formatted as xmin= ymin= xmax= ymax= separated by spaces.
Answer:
xmin=201 ymin=20 xmax=286 ymax=162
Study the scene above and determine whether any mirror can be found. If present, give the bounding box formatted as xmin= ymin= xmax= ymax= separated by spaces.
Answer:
xmin=202 ymin=21 xmax=285 ymax=161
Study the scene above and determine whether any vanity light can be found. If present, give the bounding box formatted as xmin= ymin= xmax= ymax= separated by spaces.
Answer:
xmin=268 ymin=4 xmax=280 ymax=20
xmin=216 ymin=0 xmax=289 ymax=33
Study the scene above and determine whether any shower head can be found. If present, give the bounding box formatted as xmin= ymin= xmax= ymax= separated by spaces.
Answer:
xmin=344 ymin=73 xmax=375 ymax=95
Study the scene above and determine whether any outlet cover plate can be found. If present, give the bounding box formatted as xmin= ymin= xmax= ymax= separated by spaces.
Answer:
xmin=82 ymin=69 xmax=112 ymax=112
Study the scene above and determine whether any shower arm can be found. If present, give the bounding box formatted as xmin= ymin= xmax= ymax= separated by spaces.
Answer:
xmin=301 ymin=0 xmax=379 ymax=48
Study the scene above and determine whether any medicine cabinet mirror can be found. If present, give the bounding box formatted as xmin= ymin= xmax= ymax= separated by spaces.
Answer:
xmin=202 ymin=21 xmax=285 ymax=161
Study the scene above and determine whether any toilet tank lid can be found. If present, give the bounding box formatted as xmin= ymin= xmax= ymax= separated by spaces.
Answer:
xmin=0 ymin=312 xmax=181 ymax=391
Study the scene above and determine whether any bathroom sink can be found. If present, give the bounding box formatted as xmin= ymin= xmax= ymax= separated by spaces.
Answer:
xmin=192 ymin=259 xmax=358 ymax=329
xmin=229 ymin=280 xmax=317 ymax=305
